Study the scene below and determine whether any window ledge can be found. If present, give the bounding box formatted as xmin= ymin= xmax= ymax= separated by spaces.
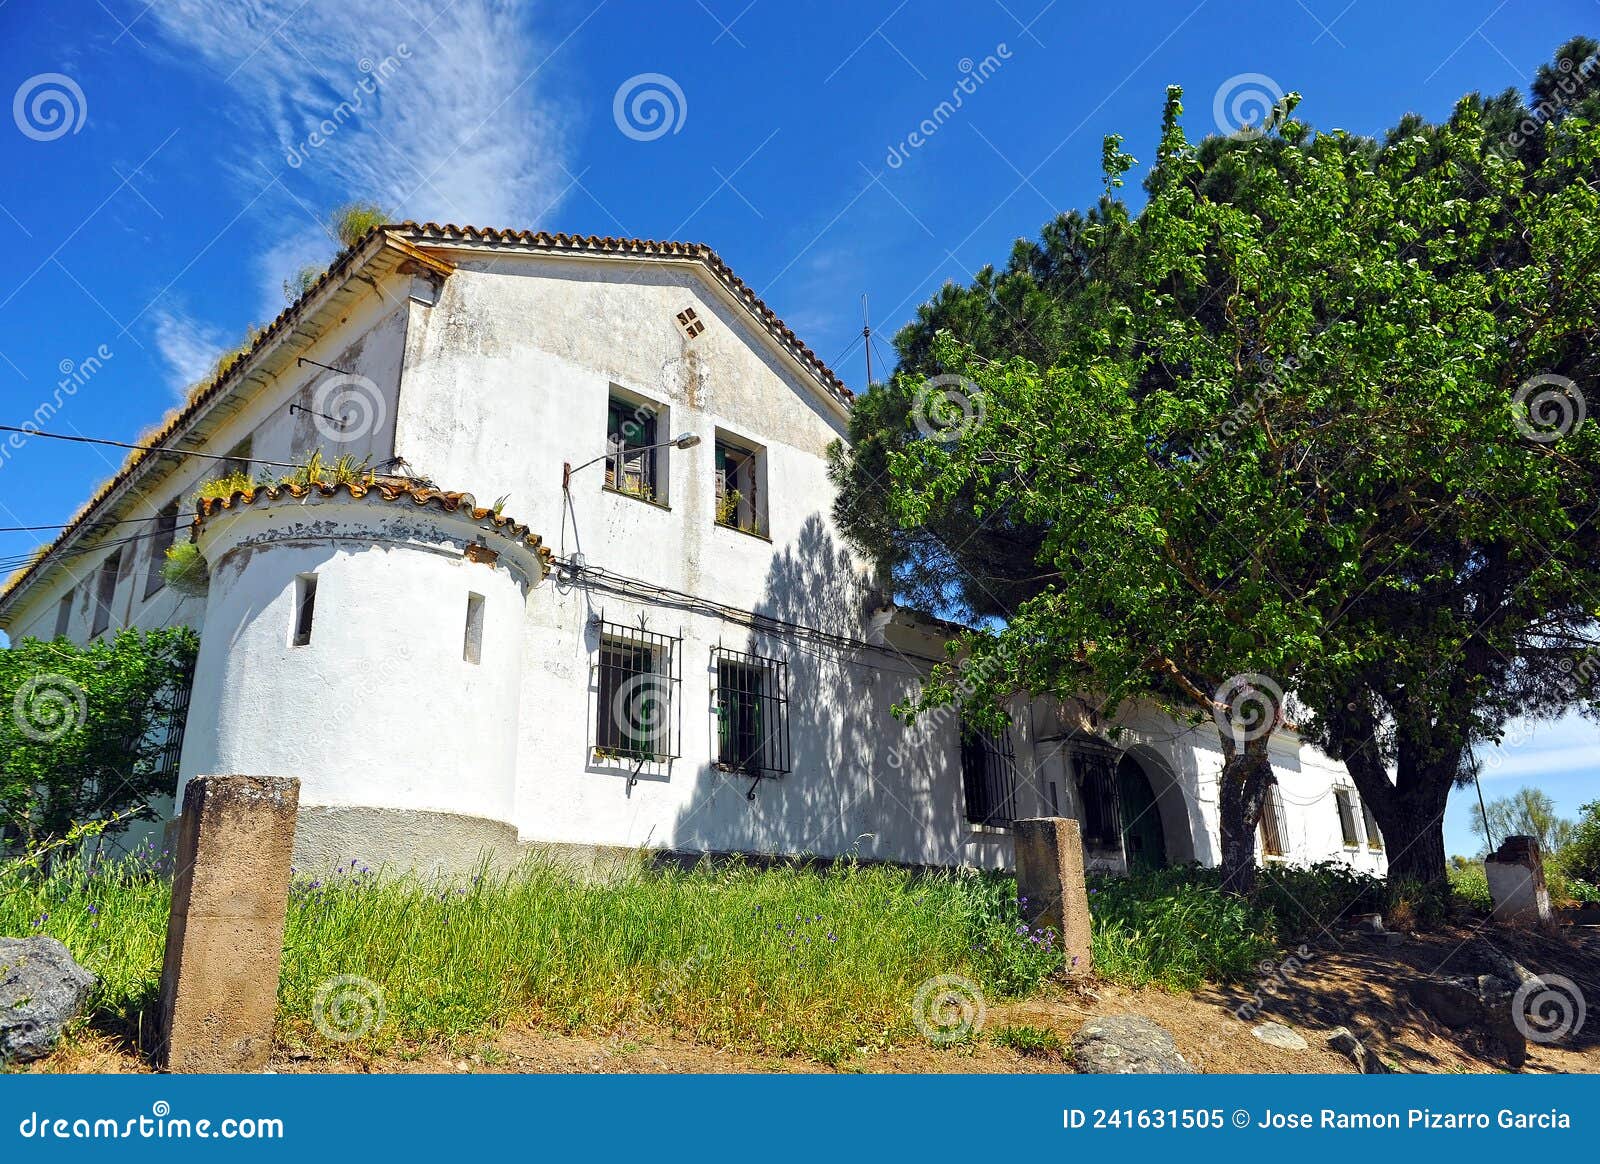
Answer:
xmin=603 ymin=485 xmax=671 ymax=511
xmin=714 ymin=520 xmax=771 ymax=543
xmin=967 ymin=823 xmax=1010 ymax=836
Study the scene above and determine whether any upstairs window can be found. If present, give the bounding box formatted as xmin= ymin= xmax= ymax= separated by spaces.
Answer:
xmin=593 ymin=619 xmax=680 ymax=764
xmin=714 ymin=435 xmax=767 ymax=537
xmin=144 ymin=502 xmax=181 ymax=599
xmin=1334 ymin=787 xmax=1360 ymax=848
xmin=1259 ymin=784 xmax=1287 ymax=857
xmin=712 ymin=647 xmax=790 ymax=778
xmin=91 ymin=549 xmax=122 ymax=637
xmin=605 ymin=395 xmax=659 ymax=502
xmin=222 ymin=437 xmax=253 ymax=479
xmin=960 ymin=720 xmax=1019 ymax=828
xmin=53 ymin=589 xmax=73 ymax=639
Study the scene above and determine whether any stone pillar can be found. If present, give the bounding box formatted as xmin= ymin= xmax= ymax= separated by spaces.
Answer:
xmin=1484 ymin=835 xmax=1553 ymax=926
xmin=155 ymin=775 xmax=299 ymax=1072
xmin=1013 ymin=817 xmax=1094 ymax=974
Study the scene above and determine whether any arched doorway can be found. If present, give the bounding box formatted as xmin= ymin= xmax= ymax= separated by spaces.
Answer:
xmin=1117 ymin=753 xmax=1169 ymax=871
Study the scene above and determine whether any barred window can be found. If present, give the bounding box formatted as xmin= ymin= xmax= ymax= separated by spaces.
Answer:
xmin=960 ymin=721 xmax=1018 ymax=827
xmin=1334 ymin=788 xmax=1360 ymax=848
xmin=594 ymin=620 xmax=680 ymax=762
xmin=1360 ymin=799 xmax=1383 ymax=851
xmin=712 ymin=647 xmax=790 ymax=776
xmin=1072 ymin=743 xmax=1121 ymax=847
xmin=1259 ymin=784 xmax=1287 ymax=857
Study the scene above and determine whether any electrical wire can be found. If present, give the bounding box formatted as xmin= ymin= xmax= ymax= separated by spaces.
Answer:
xmin=0 ymin=424 xmax=307 ymax=471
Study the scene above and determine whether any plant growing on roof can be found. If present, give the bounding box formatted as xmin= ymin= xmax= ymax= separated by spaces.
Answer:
xmin=161 ymin=541 xmax=208 ymax=599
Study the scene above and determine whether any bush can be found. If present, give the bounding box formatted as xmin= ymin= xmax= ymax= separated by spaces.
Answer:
xmin=1251 ymin=861 xmax=1385 ymax=938
xmin=1559 ymin=801 xmax=1600 ymax=887
xmin=1448 ymin=861 xmax=1493 ymax=912
xmin=990 ymin=1023 xmax=1062 ymax=1057
xmin=1087 ymin=866 xmax=1278 ymax=990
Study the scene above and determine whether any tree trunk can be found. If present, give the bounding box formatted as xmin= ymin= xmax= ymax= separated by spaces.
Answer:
xmin=1218 ymin=735 xmax=1273 ymax=895
xmin=1368 ymin=785 xmax=1451 ymax=886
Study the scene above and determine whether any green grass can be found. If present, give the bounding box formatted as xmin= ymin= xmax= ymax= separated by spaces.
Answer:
xmin=0 ymin=851 xmax=1063 ymax=1061
xmin=1087 ymin=867 xmax=1279 ymax=990
xmin=989 ymin=1023 xmax=1063 ymax=1057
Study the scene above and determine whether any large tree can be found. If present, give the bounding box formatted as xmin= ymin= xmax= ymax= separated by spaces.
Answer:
xmin=839 ymin=40 xmax=1600 ymax=890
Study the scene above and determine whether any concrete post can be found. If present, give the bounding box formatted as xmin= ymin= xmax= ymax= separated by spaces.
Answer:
xmin=1484 ymin=835 xmax=1553 ymax=926
xmin=1012 ymin=817 xmax=1094 ymax=974
xmin=155 ymin=775 xmax=299 ymax=1072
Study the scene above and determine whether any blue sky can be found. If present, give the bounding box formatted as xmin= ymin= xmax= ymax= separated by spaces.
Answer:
xmin=0 ymin=0 xmax=1594 ymax=854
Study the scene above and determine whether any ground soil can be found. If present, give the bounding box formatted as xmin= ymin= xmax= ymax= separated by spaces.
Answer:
xmin=25 ymin=923 xmax=1600 ymax=1075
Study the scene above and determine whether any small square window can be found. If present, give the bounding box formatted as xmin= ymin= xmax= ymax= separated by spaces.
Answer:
xmin=676 ymin=307 xmax=705 ymax=339
xmin=714 ymin=434 xmax=767 ymax=537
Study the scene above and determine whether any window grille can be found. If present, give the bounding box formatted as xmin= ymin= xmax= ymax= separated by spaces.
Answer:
xmin=593 ymin=618 xmax=681 ymax=762
xmin=1334 ymin=788 xmax=1360 ymax=847
xmin=1259 ymin=784 xmax=1287 ymax=857
xmin=960 ymin=721 xmax=1019 ymax=827
xmin=156 ymin=654 xmax=197 ymax=781
xmin=1360 ymin=798 xmax=1383 ymax=851
xmin=711 ymin=647 xmax=790 ymax=778
xmin=1072 ymin=742 xmax=1121 ymax=847
xmin=605 ymin=397 xmax=658 ymax=499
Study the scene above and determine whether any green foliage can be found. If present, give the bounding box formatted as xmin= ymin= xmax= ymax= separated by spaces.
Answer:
xmin=1 ymin=854 xmax=1061 ymax=1061
xmin=0 ymin=629 xmax=197 ymax=845
xmin=1087 ymin=867 xmax=1278 ymax=990
xmin=332 ymin=201 xmax=386 ymax=249
xmin=1448 ymin=861 xmax=1493 ymax=912
xmin=990 ymin=1023 xmax=1062 ymax=1057
xmin=283 ymin=263 xmax=324 ymax=304
xmin=833 ymin=41 xmax=1600 ymax=887
xmin=1470 ymin=786 xmax=1576 ymax=856
xmin=1557 ymin=800 xmax=1600 ymax=886
xmin=160 ymin=541 xmax=208 ymax=599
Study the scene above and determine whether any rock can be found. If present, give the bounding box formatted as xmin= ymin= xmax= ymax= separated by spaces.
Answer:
xmin=1071 ymin=1015 xmax=1195 ymax=1074
xmin=1327 ymin=1026 xmax=1392 ymax=1074
xmin=1252 ymin=1021 xmax=1309 ymax=1050
xmin=0 ymin=936 xmax=96 ymax=1063
xmin=1409 ymin=974 xmax=1527 ymax=1069
xmin=1353 ymin=913 xmax=1385 ymax=935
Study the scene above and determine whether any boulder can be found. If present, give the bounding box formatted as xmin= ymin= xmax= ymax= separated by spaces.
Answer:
xmin=1327 ymin=1026 xmax=1392 ymax=1073
xmin=1071 ymin=1015 xmax=1195 ymax=1074
xmin=0 ymin=936 xmax=96 ymax=1063
xmin=1409 ymin=974 xmax=1526 ymax=1068
xmin=1252 ymin=1021 xmax=1309 ymax=1051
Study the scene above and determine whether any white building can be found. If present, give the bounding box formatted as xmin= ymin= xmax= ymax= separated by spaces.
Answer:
xmin=0 ymin=224 xmax=1387 ymax=878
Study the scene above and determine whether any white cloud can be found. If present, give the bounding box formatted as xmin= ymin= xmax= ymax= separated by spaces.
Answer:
xmin=1475 ymin=711 xmax=1600 ymax=781
xmin=145 ymin=0 xmax=574 ymax=225
xmin=151 ymin=308 xmax=226 ymax=394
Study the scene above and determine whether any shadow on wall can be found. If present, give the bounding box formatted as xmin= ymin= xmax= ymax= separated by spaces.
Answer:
xmin=1120 ymin=741 xmax=1208 ymax=867
xmin=668 ymin=514 xmax=961 ymax=866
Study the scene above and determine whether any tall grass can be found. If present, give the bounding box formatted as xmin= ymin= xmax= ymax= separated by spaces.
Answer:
xmin=1087 ymin=867 xmax=1278 ymax=990
xmin=1 ymin=852 xmax=1060 ymax=1061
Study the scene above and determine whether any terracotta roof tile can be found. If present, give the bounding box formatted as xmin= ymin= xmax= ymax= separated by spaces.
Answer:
xmin=194 ymin=477 xmax=553 ymax=568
